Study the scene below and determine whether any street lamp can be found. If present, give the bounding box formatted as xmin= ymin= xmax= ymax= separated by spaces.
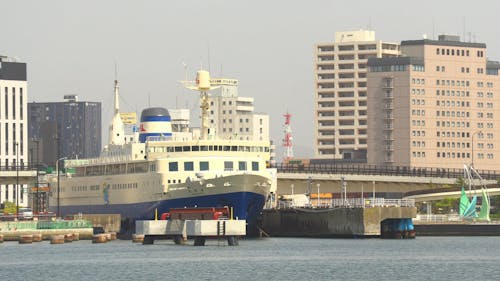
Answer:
xmin=471 ymin=131 xmax=482 ymax=168
xmin=34 ymin=139 xmax=40 ymax=213
xmin=56 ymin=156 xmax=67 ymax=218
xmin=316 ymin=183 xmax=320 ymax=208
xmin=15 ymin=142 xmax=19 ymax=220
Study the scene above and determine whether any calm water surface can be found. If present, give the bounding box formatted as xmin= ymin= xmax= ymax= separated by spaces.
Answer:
xmin=0 ymin=237 xmax=499 ymax=281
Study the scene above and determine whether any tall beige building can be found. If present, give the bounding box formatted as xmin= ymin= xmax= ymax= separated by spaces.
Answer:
xmin=367 ymin=35 xmax=500 ymax=170
xmin=314 ymin=30 xmax=399 ymax=162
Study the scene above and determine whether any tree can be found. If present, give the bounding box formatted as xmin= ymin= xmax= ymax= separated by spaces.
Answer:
xmin=434 ymin=197 xmax=459 ymax=214
xmin=2 ymin=201 xmax=16 ymax=214
xmin=455 ymin=176 xmax=465 ymax=188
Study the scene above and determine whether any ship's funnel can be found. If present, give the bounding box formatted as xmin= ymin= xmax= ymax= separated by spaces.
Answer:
xmin=139 ymin=107 xmax=172 ymax=143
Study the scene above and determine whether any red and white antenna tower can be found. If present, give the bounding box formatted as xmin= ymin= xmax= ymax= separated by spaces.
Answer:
xmin=282 ymin=112 xmax=294 ymax=161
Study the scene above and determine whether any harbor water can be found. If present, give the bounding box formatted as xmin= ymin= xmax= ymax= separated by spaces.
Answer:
xmin=1 ymin=237 xmax=499 ymax=280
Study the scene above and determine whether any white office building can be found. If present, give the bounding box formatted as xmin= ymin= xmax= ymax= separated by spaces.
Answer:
xmin=208 ymin=78 xmax=269 ymax=142
xmin=0 ymin=55 xmax=28 ymax=207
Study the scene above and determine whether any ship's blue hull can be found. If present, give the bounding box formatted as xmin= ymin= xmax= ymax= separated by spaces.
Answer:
xmin=56 ymin=191 xmax=266 ymax=232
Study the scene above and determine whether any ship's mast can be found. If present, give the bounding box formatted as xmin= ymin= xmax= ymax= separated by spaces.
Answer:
xmin=114 ymin=79 xmax=120 ymax=114
xmin=182 ymin=70 xmax=218 ymax=140
xmin=109 ymin=78 xmax=125 ymax=145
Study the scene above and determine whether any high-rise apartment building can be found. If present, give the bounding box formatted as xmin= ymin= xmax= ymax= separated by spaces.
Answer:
xmin=0 ymin=55 xmax=28 ymax=207
xmin=314 ymin=30 xmax=400 ymax=162
xmin=28 ymin=95 xmax=101 ymax=167
xmin=208 ymin=78 xmax=269 ymax=141
xmin=367 ymin=35 xmax=500 ymax=170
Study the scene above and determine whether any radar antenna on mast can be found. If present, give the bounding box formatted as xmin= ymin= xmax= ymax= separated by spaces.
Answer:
xmin=181 ymin=70 xmax=219 ymax=140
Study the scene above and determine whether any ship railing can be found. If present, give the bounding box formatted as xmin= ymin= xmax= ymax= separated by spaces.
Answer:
xmin=146 ymin=136 xmax=172 ymax=142
xmin=66 ymin=155 xmax=134 ymax=167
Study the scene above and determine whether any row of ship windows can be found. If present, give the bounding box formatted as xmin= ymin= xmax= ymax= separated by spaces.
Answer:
xmin=76 ymin=162 xmax=150 ymax=177
xmin=168 ymin=161 xmax=260 ymax=172
xmin=70 ymin=183 xmax=139 ymax=192
xmin=148 ymin=145 xmax=270 ymax=153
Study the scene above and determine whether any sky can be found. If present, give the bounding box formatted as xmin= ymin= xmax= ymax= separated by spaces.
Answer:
xmin=2 ymin=0 xmax=500 ymax=158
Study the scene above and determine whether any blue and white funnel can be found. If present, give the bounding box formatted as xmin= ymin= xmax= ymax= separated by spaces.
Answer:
xmin=139 ymin=107 xmax=172 ymax=143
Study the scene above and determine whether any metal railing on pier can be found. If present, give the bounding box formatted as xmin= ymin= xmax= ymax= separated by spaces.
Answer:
xmin=275 ymin=198 xmax=415 ymax=209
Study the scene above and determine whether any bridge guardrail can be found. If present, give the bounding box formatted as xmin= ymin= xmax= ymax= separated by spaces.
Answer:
xmin=275 ymin=163 xmax=500 ymax=180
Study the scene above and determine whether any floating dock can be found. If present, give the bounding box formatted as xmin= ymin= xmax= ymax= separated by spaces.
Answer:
xmin=136 ymin=219 xmax=246 ymax=246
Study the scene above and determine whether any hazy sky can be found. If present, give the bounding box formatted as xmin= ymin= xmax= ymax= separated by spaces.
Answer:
xmin=2 ymin=0 xmax=500 ymax=158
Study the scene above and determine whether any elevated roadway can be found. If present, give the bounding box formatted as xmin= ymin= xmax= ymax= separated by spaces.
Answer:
xmin=276 ymin=164 xmax=499 ymax=198
xmin=404 ymin=185 xmax=500 ymax=202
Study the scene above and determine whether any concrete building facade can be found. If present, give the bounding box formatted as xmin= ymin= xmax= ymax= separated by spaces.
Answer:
xmin=314 ymin=30 xmax=399 ymax=162
xmin=367 ymin=35 xmax=500 ymax=170
xmin=28 ymin=95 xmax=101 ymax=167
xmin=208 ymin=78 xmax=269 ymax=142
xmin=0 ymin=55 xmax=29 ymax=207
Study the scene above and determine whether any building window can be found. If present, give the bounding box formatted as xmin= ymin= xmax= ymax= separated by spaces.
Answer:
xmin=20 ymin=88 xmax=23 ymax=120
xmin=12 ymin=88 xmax=15 ymax=119
xmin=4 ymin=88 xmax=8 ymax=119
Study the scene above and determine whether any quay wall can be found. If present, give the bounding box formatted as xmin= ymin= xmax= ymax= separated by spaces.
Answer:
xmin=415 ymin=224 xmax=500 ymax=236
xmin=261 ymin=207 xmax=416 ymax=237
xmin=0 ymin=221 xmax=93 ymax=241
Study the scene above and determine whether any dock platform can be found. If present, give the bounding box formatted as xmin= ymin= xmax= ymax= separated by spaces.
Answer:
xmin=135 ymin=219 xmax=246 ymax=246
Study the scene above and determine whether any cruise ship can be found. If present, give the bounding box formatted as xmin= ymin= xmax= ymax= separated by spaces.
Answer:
xmin=48 ymin=70 xmax=275 ymax=233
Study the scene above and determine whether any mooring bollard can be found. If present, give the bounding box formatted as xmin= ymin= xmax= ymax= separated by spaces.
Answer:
xmin=19 ymin=234 xmax=34 ymax=244
xmin=32 ymin=233 xmax=43 ymax=242
xmin=50 ymin=235 xmax=65 ymax=244
xmin=132 ymin=234 xmax=145 ymax=243
xmin=64 ymin=233 xmax=74 ymax=243
xmin=92 ymin=234 xmax=107 ymax=243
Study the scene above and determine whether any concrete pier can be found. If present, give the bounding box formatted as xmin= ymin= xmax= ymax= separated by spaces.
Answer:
xmin=136 ymin=219 xmax=246 ymax=246
xmin=261 ymin=206 xmax=417 ymax=237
